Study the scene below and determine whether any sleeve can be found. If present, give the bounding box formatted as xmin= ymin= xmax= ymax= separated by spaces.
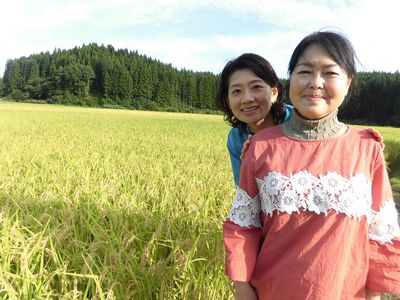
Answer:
xmin=223 ymin=142 xmax=262 ymax=281
xmin=227 ymin=129 xmax=243 ymax=187
xmin=367 ymin=142 xmax=400 ymax=294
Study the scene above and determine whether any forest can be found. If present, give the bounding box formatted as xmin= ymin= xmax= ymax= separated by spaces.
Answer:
xmin=1 ymin=43 xmax=400 ymax=126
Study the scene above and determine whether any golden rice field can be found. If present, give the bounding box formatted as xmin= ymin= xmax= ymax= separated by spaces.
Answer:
xmin=0 ymin=101 xmax=399 ymax=299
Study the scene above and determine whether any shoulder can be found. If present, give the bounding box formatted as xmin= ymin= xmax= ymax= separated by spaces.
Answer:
xmin=244 ymin=126 xmax=287 ymax=160
xmin=227 ymin=126 xmax=248 ymax=151
xmin=252 ymin=125 xmax=284 ymax=143
xmin=228 ymin=126 xmax=245 ymax=142
xmin=254 ymin=125 xmax=283 ymax=139
xmin=349 ymin=127 xmax=385 ymax=149
xmin=228 ymin=126 xmax=241 ymax=138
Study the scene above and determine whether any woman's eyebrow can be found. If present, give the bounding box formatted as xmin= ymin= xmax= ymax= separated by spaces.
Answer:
xmin=229 ymin=79 xmax=265 ymax=88
xmin=295 ymin=62 xmax=339 ymax=68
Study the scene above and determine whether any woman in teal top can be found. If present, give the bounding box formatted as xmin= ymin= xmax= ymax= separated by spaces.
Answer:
xmin=216 ymin=53 xmax=293 ymax=186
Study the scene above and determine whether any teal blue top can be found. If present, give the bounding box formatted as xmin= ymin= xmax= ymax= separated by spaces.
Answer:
xmin=227 ymin=105 xmax=293 ymax=186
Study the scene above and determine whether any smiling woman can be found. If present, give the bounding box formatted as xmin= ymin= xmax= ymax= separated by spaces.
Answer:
xmin=227 ymin=69 xmax=278 ymax=132
xmin=215 ymin=53 xmax=293 ymax=187
xmin=223 ymin=31 xmax=400 ymax=300
xmin=288 ymin=44 xmax=353 ymax=121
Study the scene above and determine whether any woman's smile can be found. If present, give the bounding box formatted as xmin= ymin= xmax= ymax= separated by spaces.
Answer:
xmin=289 ymin=44 xmax=352 ymax=120
xmin=228 ymin=69 xmax=278 ymax=132
xmin=241 ymin=106 xmax=260 ymax=113
xmin=303 ymin=94 xmax=324 ymax=101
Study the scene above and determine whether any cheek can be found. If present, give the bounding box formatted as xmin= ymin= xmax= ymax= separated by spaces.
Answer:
xmin=328 ymin=81 xmax=349 ymax=100
xmin=289 ymin=78 xmax=300 ymax=99
xmin=227 ymin=97 xmax=235 ymax=109
xmin=260 ymin=99 xmax=273 ymax=114
xmin=290 ymin=78 xmax=303 ymax=91
xmin=228 ymin=97 xmax=241 ymax=114
xmin=289 ymin=86 xmax=299 ymax=103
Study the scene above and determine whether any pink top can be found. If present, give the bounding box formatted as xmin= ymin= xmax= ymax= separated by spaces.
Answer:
xmin=224 ymin=126 xmax=400 ymax=299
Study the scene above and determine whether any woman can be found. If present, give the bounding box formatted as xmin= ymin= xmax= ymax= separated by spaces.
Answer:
xmin=224 ymin=31 xmax=400 ymax=299
xmin=216 ymin=53 xmax=293 ymax=187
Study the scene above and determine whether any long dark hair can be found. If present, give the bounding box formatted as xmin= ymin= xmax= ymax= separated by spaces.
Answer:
xmin=216 ymin=53 xmax=287 ymax=128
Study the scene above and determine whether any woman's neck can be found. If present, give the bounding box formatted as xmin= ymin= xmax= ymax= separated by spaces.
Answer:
xmin=248 ymin=114 xmax=275 ymax=133
xmin=281 ymin=109 xmax=348 ymax=140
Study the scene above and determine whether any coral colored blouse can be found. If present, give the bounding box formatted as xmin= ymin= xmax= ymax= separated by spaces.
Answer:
xmin=227 ymin=105 xmax=293 ymax=187
xmin=224 ymin=126 xmax=400 ymax=299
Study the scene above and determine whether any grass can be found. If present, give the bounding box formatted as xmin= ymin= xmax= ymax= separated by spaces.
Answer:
xmin=0 ymin=101 xmax=234 ymax=299
xmin=0 ymin=101 xmax=399 ymax=299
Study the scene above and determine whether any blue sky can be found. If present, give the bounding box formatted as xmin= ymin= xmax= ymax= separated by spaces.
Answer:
xmin=1 ymin=0 xmax=399 ymax=78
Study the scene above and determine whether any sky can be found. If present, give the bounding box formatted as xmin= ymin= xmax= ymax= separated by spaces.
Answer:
xmin=1 ymin=0 xmax=399 ymax=79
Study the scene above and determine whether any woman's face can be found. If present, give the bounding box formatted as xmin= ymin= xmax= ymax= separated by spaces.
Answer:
xmin=228 ymin=68 xmax=278 ymax=132
xmin=289 ymin=44 xmax=352 ymax=120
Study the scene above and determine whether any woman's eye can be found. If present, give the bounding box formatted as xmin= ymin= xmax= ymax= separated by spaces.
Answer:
xmin=326 ymin=71 xmax=339 ymax=76
xmin=297 ymin=70 xmax=310 ymax=74
xmin=252 ymin=85 xmax=263 ymax=90
xmin=231 ymin=89 xmax=241 ymax=95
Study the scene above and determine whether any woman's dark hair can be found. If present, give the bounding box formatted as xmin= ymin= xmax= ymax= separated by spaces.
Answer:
xmin=288 ymin=31 xmax=358 ymax=101
xmin=216 ymin=53 xmax=287 ymax=128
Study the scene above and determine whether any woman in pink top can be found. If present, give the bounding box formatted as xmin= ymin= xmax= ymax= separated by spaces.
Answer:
xmin=224 ymin=31 xmax=400 ymax=300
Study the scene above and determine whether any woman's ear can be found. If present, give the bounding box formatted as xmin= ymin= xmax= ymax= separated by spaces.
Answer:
xmin=271 ymin=86 xmax=279 ymax=103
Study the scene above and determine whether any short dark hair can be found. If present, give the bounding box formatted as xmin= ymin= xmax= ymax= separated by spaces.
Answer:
xmin=216 ymin=53 xmax=287 ymax=127
xmin=288 ymin=31 xmax=357 ymax=99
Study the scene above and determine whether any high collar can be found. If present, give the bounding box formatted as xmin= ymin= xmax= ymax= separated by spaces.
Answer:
xmin=281 ymin=109 xmax=348 ymax=140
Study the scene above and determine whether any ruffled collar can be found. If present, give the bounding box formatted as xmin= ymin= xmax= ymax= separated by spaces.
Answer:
xmin=281 ymin=109 xmax=348 ymax=140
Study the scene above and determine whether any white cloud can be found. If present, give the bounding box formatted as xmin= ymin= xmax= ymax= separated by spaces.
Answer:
xmin=107 ymin=30 xmax=302 ymax=77
xmin=0 ymin=0 xmax=399 ymax=78
xmin=340 ymin=0 xmax=400 ymax=73
xmin=1 ymin=1 xmax=89 ymax=33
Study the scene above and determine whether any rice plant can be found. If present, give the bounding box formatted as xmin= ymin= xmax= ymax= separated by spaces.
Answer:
xmin=0 ymin=101 xmax=399 ymax=299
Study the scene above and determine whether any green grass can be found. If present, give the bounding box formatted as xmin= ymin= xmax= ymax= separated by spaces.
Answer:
xmin=0 ymin=101 xmax=399 ymax=299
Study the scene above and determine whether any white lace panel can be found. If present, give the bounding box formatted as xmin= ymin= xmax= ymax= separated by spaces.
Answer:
xmin=256 ymin=171 xmax=372 ymax=219
xmin=227 ymin=171 xmax=400 ymax=244
xmin=227 ymin=188 xmax=261 ymax=228
xmin=368 ymin=200 xmax=400 ymax=244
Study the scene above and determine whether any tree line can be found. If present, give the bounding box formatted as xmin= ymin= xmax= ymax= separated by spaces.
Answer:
xmin=1 ymin=43 xmax=399 ymax=125
xmin=339 ymin=72 xmax=400 ymax=126
xmin=1 ymin=43 xmax=218 ymax=113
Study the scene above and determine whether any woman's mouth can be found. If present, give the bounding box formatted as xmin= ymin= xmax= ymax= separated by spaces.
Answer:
xmin=304 ymin=94 xmax=324 ymax=101
xmin=241 ymin=106 xmax=259 ymax=112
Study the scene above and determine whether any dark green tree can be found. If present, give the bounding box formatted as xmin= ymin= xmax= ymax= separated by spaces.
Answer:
xmin=0 ymin=77 xmax=3 ymax=97
xmin=3 ymin=60 xmax=22 ymax=95
xmin=6 ymin=42 xmax=399 ymax=124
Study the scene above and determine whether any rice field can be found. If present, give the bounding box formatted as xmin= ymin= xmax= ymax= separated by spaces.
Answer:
xmin=0 ymin=101 xmax=235 ymax=299
xmin=0 ymin=101 xmax=399 ymax=299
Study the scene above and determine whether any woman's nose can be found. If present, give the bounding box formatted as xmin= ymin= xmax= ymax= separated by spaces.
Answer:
xmin=242 ymin=90 xmax=255 ymax=102
xmin=309 ymin=74 xmax=324 ymax=89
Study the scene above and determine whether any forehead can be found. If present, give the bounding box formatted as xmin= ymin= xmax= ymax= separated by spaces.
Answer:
xmin=229 ymin=69 xmax=263 ymax=87
xmin=296 ymin=44 xmax=338 ymax=67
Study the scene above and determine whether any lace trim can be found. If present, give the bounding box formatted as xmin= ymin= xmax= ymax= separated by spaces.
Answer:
xmin=226 ymin=171 xmax=400 ymax=244
xmin=257 ymin=171 xmax=372 ymax=219
xmin=227 ymin=188 xmax=261 ymax=228
xmin=369 ymin=200 xmax=400 ymax=244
